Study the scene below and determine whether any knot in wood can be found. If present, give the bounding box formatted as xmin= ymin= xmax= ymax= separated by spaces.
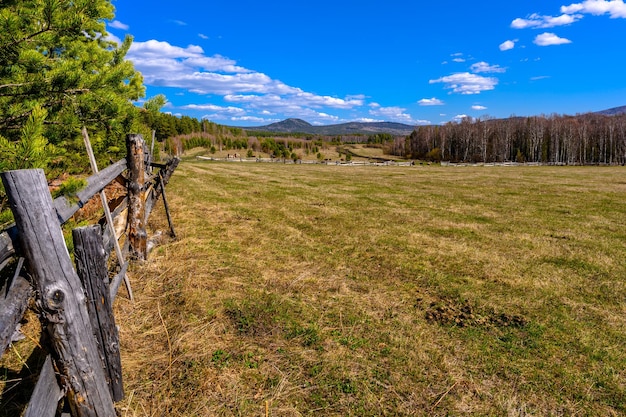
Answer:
xmin=47 ymin=288 xmax=66 ymax=309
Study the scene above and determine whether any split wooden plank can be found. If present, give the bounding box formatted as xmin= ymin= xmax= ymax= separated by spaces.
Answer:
xmin=73 ymin=225 xmax=124 ymax=401
xmin=1 ymin=169 xmax=116 ymax=417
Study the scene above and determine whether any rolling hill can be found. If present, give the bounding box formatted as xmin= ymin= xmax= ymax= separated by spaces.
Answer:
xmin=595 ymin=105 xmax=626 ymax=116
xmin=238 ymin=105 xmax=626 ymax=136
xmin=244 ymin=118 xmax=416 ymax=136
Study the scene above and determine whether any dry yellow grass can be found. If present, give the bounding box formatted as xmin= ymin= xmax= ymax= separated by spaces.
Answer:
xmin=2 ymin=160 xmax=625 ymax=416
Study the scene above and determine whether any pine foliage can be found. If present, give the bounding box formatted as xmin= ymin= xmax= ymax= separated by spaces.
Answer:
xmin=0 ymin=0 xmax=145 ymax=172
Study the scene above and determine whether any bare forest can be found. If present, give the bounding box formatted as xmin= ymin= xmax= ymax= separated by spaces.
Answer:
xmin=404 ymin=113 xmax=626 ymax=165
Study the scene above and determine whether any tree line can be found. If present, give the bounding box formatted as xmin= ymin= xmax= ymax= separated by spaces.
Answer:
xmin=404 ymin=113 xmax=626 ymax=165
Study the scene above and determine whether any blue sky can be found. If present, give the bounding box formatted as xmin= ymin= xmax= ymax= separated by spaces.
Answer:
xmin=108 ymin=0 xmax=626 ymax=127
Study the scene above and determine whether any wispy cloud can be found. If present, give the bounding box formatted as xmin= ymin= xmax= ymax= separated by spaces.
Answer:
xmin=369 ymin=103 xmax=429 ymax=125
xmin=198 ymin=33 xmax=209 ymax=39
xmin=511 ymin=13 xmax=583 ymax=29
xmin=499 ymin=40 xmax=517 ymax=51
xmin=429 ymin=72 xmax=498 ymax=95
xmin=561 ymin=0 xmax=626 ymax=18
xmin=181 ymin=104 xmax=246 ymax=115
xmin=471 ymin=105 xmax=487 ymax=110
xmin=530 ymin=75 xmax=551 ymax=81
xmin=534 ymin=32 xmax=572 ymax=46
xmin=470 ymin=61 xmax=506 ymax=73
xmin=127 ymin=39 xmax=369 ymax=125
xmin=224 ymin=93 xmax=363 ymax=110
xmin=109 ymin=20 xmax=129 ymax=30
xmin=418 ymin=97 xmax=445 ymax=106
xmin=172 ymin=20 xmax=188 ymax=26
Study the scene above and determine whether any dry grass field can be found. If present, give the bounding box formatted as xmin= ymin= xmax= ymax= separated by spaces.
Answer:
xmin=110 ymin=160 xmax=626 ymax=416
xmin=3 ymin=159 xmax=625 ymax=416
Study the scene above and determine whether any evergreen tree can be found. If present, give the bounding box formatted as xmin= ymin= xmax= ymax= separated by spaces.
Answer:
xmin=0 ymin=0 xmax=145 ymax=173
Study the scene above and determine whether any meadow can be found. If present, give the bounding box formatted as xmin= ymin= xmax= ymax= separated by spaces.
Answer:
xmin=115 ymin=159 xmax=626 ymax=416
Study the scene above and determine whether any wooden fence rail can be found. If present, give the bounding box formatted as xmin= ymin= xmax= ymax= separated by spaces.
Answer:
xmin=0 ymin=133 xmax=179 ymax=416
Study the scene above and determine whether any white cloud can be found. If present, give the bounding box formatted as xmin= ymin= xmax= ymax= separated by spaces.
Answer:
xmin=368 ymin=104 xmax=429 ymax=125
xmin=530 ymin=75 xmax=551 ymax=81
xmin=198 ymin=33 xmax=209 ymax=39
xmin=181 ymin=104 xmax=245 ymax=114
xmin=224 ymin=93 xmax=363 ymax=110
xmin=534 ymin=32 xmax=572 ymax=46
xmin=128 ymin=39 xmax=369 ymax=125
xmin=173 ymin=20 xmax=187 ymax=26
xmin=353 ymin=117 xmax=384 ymax=123
xmin=452 ymin=58 xmax=466 ymax=63
xmin=511 ymin=13 xmax=583 ymax=28
xmin=453 ymin=114 xmax=470 ymax=121
xmin=128 ymin=40 xmax=365 ymax=106
xmin=470 ymin=61 xmax=506 ymax=73
xmin=561 ymin=0 xmax=626 ymax=18
xmin=429 ymin=72 xmax=498 ymax=95
xmin=499 ymin=40 xmax=516 ymax=51
xmin=472 ymin=105 xmax=488 ymax=110
xmin=418 ymin=97 xmax=445 ymax=106
xmin=109 ymin=20 xmax=129 ymax=30
xmin=230 ymin=116 xmax=275 ymax=123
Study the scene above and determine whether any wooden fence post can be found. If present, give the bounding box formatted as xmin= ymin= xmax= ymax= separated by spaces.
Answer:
xmin=0 ymin=258 xmax=32 ymax=354
xmin=73 ymin=225 xmax=124 ymax=402
xmin=127 ymin=134 xmax=147 ymax=260
xmin=1 ymin=169 xmax=116 ymax=417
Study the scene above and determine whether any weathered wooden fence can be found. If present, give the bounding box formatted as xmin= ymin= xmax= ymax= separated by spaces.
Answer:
xmin=0 ymin=133 xmax=179 ymax=416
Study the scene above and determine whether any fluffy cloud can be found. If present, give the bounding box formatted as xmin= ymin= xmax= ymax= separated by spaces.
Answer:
xmin=231 ymin=116 xmax=277 ymax=123
xmin=511 ymin=13 xmax=583 ymax=28
xmin=470 ymin=62 xmax=506 ymax=73
xmin=471 ymin=105 xmax=487 ymax=110
xmin=369 ymin=104 xmax=430 ymax=125
xmin=429 ymin=73 xmax=498 ymax=95
xmin=127 ymin=39 xmax=365 ymax=125
xmin=109 ymin=20 xmax=129 ymax=30
xmin=224 ymin=93 xmax=363 ymax=110
xmin=534 ymin=32 xmax=573 ymax=46
xmin=499 ymin=40 xmax=516 ymax=51
xmin=561 ymin=0 xmax=626 ymax=18
xmin=418 ymin=98 xmax=445 ymax=106
xmin=181 ymin=104 xmax=245 ymax=114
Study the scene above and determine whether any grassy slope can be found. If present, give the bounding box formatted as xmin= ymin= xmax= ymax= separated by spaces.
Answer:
xmin=116 ymin=161 xmax=626 ymax=416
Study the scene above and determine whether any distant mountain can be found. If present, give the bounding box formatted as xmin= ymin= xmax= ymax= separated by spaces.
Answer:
xmin=244 ymin=118 xmax=416 ymax=136
xmin=595 ymin=105 xmax=626 ymax=116
xmin=259 ymin=118 xmax=314 ymax=133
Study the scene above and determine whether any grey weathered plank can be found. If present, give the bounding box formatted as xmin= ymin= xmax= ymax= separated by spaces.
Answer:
xmin=0 ymin=258 xmax=32 ymax=357
xmin=109 ymin=261 xmax=129 ymax=302
xmin=144 ymin=156 xmax=180 ymax=222
xmin=73 ymin=226 xmax=124 ymax=402
xmin=24 ymin=355 xmax=62 ymax=417
xmin=2 ymin=169 xmax=116 ymax=417
xmin=53 ymin=158 xmax=127 ymax=224
xmin=0 ymin=225 xmax=18 ymax=267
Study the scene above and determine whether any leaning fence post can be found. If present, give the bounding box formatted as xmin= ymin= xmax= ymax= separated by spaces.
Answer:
xmin=127 ymin=134 xmax=147 ymax=260
xmin=73 ymin=225 xmax=124 ymax=402
xmin=1 ymin=169 xmax=116 ymax=417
